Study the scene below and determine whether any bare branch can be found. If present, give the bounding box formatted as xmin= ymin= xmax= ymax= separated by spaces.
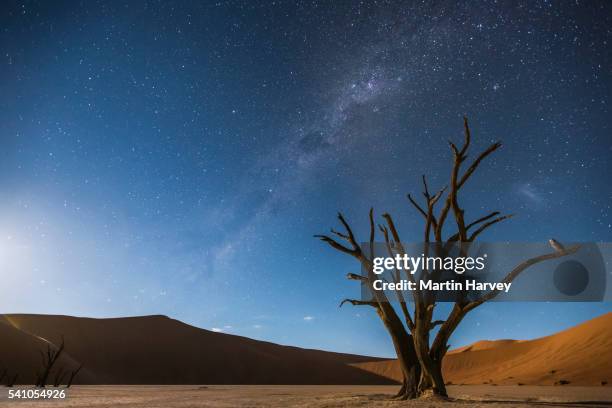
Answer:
xmin=437 ymin=119 xmax=501 ymax=241
xmin=422 ymin=175 xmax=431 ymax=200
xmin=53 ymin=369 xmax=65 ymax=387
xmin=314 ymin=234 xmax=357 ymax=256
xmin=460 ymin=116 xmax=471 ymax=156
xmin=430 ymin=320 xmax=445 ymax=329
xmin=408 ymin=193 xmax=429 ymax=220
xmin=468 ymin=214 xmax=514 ymax=241
xmin=382 ymin=213 xmax=405 ymax=254
xmin=435 ymin=198 xmax=452 ymax=241
xmin=458 ymin=141 xmax=502 ymax=189
xmin=316 ymin=212 xmax=366 ymax=260
xmin=339 ymin=298 xmax=378 ymax=308
xmin=439 ymin=123 xmax=472 ymax=240
xmin=445 ymin=211 xmax=504 ymax=242
xmin=330 ymin=228 xmax=349 ymax=240
xmin=421 ymin=176 xmax=447 ymax=243
xmin=378 ymin=224 xmax=389 ymax=244
xmin=369 ymin=207 xmax=375 ymax=257
xmin=423 ymin=187 xmax=446 ymax=244
xmin=449 ymin=141 xmax=460 ymax=157
xmin=36 ymin=336 xmax=65 ymax=388
xmin=337 ymin=212 xmax=358 ymax=247
xmin=379 ymin=223 xmax=415 ymax=331
xmin=430 ymin=186 xmax=447 ymax=206
xmin=346 ymin=272 xmax=368 ymax=282
xmin=466 ymin=211 xmax=500 ymax=230
xmin=449 ymin=146 xmax=468 ymax=241
xmin=66 ymin=364 xmax=82 ymax=388
xmin=464 ymin=242 xmax=580 ymax=312
xmin=377 ymin=223 xmax=387 ymax=236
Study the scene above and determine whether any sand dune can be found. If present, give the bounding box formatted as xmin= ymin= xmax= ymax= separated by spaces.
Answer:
xmin=0 ymin=314 xmax=392 ymax=385
xmin=1 ymin=313 xmax=609 ymax=387
xmin=354 ymin=312 xmax=612 ymax=387
xmin=0 ymin=317 xmax=88 ymax=384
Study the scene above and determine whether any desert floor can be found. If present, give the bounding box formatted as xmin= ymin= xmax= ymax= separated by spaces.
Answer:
xmin=0 ymin=385 xmax=611 ymax=408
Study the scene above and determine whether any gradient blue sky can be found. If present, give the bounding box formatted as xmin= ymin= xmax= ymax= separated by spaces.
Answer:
xmin=0 ymin=1 xmax=611 ymax=357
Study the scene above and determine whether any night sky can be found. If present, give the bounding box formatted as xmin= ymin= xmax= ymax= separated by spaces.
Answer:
xmin=1 ymin=1 xmax=611 ymax=357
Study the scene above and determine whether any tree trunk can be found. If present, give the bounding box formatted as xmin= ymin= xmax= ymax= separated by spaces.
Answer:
xmin=389 ymin=340 xmax=420 ymax=399
xmin=415 ymin=359 xmax=446 ymax=397
xmin=425 ymin=357 xmax=447 ymax=397
xmin=394 ymin=362 xmax=420 ymax=399
xmin=376 ymin=307 xmax=420 ymax=399
xmin=418 ymin=369 xmax=432 ymax=393
xmin=412 ymin=319 xmax=448 ymax=398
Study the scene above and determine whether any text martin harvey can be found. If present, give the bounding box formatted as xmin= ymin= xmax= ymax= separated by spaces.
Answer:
xmin=373 ymin=279 xmax=512 ymax=293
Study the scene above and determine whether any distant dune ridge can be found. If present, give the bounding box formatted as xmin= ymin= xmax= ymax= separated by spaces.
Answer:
xmin=0 ymin=312 xmax=609 ymax=386
xmin=354 ymin=312 xmax=612 ymax=387
xmin=0 ymin=314 xmax=392 ymax=385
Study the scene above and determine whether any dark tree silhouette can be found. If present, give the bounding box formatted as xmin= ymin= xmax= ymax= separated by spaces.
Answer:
xmin=36 ymin=336 xmax=65 ymax=388
xmin=317 ymin=117 xmax=578 ymax=399
xmin=316 ymin=210 xmax=421 ymax=398
xmin=53 ymin=368 xmax=65 ymax=387
xmin=66 ymin=364 xmax=83 ymax=388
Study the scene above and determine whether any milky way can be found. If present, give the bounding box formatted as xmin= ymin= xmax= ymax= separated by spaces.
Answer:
xmin=0 ymin=1 xmax=610 ymax=356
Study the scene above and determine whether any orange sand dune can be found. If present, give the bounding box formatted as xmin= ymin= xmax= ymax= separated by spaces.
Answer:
xmin=1 ymin=313 xmax=609 ymax=386
xmin=0 ymin=314 xmax=392 ymax=385
xmin=354 ymin=312 xmax=612 ymax=386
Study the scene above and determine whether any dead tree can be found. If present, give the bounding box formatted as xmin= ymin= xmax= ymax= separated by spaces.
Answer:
xmin=317 ymin=117 xmax=578 ymax=399
xmin=66 ymin=364 xmax=82 ymax=388
xmin=36 ymin=337 xmax=65 ymax=388
xmin=316 ymin=210 xmax=421 ymax=399
xmin=53 ymin=368 xmax=65 ymax=387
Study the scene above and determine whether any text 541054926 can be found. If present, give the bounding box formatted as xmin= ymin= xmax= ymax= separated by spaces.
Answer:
xmin=7 ymin=388 xmax=67 ymax=399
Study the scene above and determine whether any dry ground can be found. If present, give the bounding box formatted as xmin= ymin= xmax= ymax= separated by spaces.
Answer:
xmin=1 ymin=385 xmax=611 ymax=408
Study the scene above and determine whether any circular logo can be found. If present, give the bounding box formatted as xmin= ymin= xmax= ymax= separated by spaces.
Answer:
xmin=553 ymin=260 xmax=589 ymax=296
